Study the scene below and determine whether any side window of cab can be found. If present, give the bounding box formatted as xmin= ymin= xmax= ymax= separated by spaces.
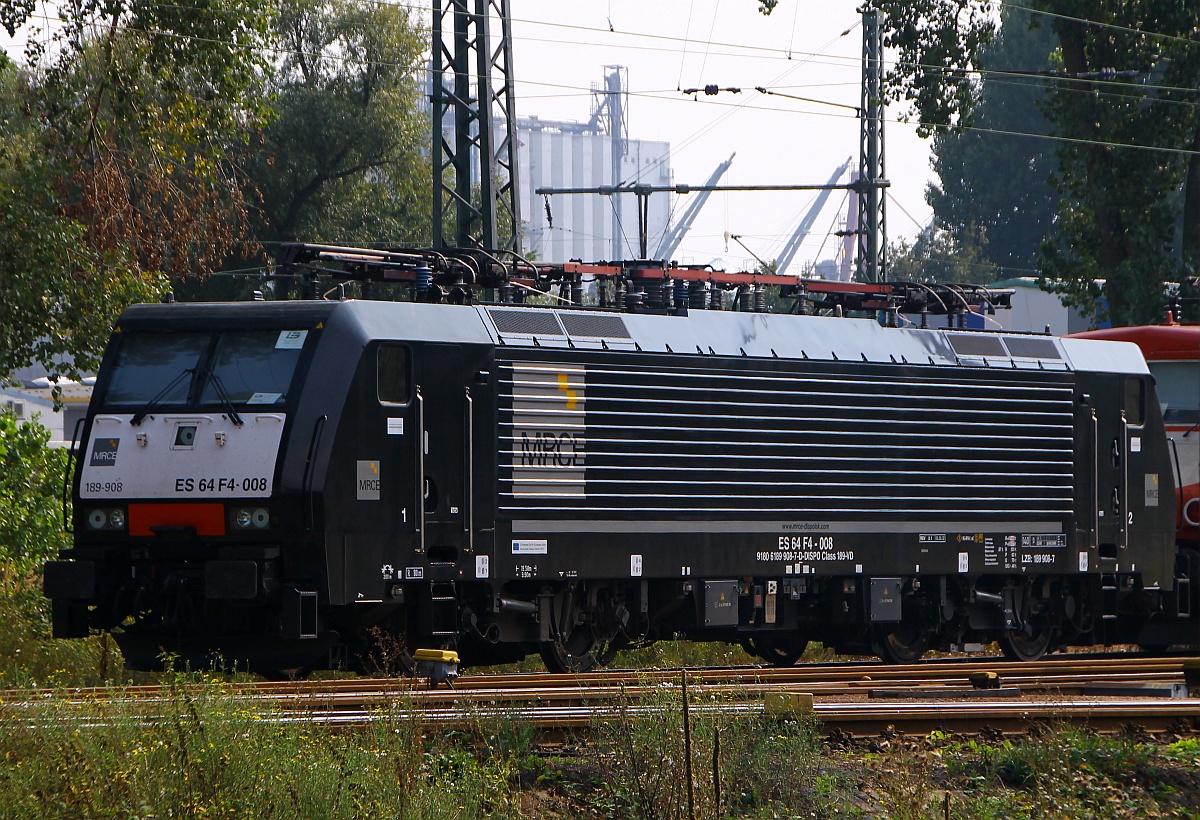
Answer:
xmin=1124 ymin=377 xmax=1144 ymax=426
xmin=378 ymin=345 xmax=411 ymax=404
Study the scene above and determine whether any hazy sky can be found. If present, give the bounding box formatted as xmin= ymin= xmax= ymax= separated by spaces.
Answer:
xmin=2 ymin=0 xmax=938 ymax=273
xmin=509 ymin=0 xmax=936 ymax=272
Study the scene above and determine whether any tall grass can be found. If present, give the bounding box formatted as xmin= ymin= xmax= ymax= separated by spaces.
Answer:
xmin=0 ymin=672 xmax=523 ymax=818
xmin=585 ymin=674 xmax=836 ymax=819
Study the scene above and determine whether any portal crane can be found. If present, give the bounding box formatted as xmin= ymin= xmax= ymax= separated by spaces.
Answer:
xmin=774 ymin=157 xmax=852 ymax=277
xmin=653 ymin=153 xmax=736 ymax=260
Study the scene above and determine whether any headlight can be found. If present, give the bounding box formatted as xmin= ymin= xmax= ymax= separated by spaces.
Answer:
xmin=234 ymin=508 xmax=269 ymax=530
xmin=85 ymin=508 xmax=125 ymax=531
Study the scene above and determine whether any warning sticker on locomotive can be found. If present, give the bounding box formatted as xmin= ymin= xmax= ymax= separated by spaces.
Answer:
xmin=511 ymin=364 xmax=585 ymax=496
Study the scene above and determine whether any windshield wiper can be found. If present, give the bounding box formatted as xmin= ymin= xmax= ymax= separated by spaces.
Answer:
xmin=205 ymin=372 xmax=244 ymax=426
xmin=131 ymin=368 xmax=194 ymax=426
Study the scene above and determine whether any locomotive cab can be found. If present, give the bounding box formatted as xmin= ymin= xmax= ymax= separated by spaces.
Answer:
xmin=47 ymin=300 xmax=510 ymax=674
xmin=46 ymin=303 xmax=340 ymax=672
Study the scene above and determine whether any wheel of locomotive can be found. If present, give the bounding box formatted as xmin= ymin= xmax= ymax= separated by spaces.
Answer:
xmin=872 ymin=623 xmax=931 ymax=664
xmin=750 ymin=635 xmax=809 ymax=667
xmin=1137 ymin=643 xmax=1172 ymax=655
xmin=540 ymin=630 xmax=618 ymax=674
xmin=999 ymin=624 xmax=1053 ymax=661
xmin=999 ymin=579 xmax=1059 ymax=662
xmin=539 ymin=582 xmax=624 ymax=674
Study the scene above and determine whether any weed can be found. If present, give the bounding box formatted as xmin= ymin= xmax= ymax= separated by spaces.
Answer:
xmin=585 ymin=674 xmax=835 ymax=819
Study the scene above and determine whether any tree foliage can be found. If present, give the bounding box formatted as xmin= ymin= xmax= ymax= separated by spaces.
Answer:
xmin=871 ymin=0 xmax=1200 ymax=327
xmin=242 ymin=0 xmax=431 ymax=247
xmin=925 ymin=9 xmax=1060 ymax=280
xmin=0 ymin=411 xmax=69 ymax=564
xmin=0 ymin=0 xmax=274 ymax=378
xmin=17 ymin=0 xmax=273 ymax=278
xmin=0 ymin=56 xmax=160 ymax=381
xmin=889 ymin=223 xmax=998 ymax=284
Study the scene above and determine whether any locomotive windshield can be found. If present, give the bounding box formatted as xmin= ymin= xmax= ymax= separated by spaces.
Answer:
xmin=103 ymin=329 xmax=309 ymax=409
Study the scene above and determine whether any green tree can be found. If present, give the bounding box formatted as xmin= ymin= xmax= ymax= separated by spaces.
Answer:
xmin=241 ymin=0 xmax=432 ymax=247
xmin=926 ymin=9 xmax=1060 ymax=280
xmin=0 ymin=411 xmax=69 ymax=564
xmin=0 ymin=410 xmax=68 ymax=648
xmin=0 ymin=56 xmax=159 ymax=381
xmin=16 ymin=0 xmax=274 ymax=279
xmin=0 ymin=410 xmax=115 ymax=684
xmin=0 ymin=0 xmax=274 ymax=377
xmin=867 ymin=0 xmax=1200 ymax=326
xmin=889 ymin=223 xmax=998 ymax=284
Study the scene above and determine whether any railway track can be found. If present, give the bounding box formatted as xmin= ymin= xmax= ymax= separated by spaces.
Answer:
xmin=7 ymin=655 xmax=1200 ymax=737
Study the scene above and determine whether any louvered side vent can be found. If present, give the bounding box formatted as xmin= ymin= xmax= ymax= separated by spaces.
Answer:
xmin=559 ymin=312 xmax=632 ymax=339
xmin=948 ymin=334 xmax=1008 ymax=358
xmin=1004 ymin=337 xmax=1062 ymax=360
xmin=497 ymin=355 xmax=1075 ymax=520
xmin=488 ymin=309 xmax=565 ymax=337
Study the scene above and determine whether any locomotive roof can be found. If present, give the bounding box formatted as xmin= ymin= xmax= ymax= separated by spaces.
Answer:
xmin=327 ymin=300 xmax=1148 ymax=376
xmin=117 ymin=299 xmax=1150 ymax=376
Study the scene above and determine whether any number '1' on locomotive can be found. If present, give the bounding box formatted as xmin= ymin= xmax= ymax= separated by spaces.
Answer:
xmin=45 ymin=253 xmax=1198 ymax=674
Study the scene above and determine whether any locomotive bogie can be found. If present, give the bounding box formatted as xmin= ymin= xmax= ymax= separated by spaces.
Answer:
xmin=44 ymin=298 xmax=1197 ymax=674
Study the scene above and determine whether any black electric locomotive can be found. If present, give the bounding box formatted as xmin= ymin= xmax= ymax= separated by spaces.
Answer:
xmin=45 ymin=249 xmax=1199 ymax=674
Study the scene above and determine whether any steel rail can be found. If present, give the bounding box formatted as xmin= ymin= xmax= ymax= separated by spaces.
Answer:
xmin=4 ymin=656 xmax=1198 ymax=738
xmin=4 ymin=655 xmax=1189 ymax=702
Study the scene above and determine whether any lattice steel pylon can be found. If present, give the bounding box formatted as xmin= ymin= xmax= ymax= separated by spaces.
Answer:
xmin=855 ymin=7 xmax=887 ymax=283
xmin=431 ymin=0 xmax=522 ymax=253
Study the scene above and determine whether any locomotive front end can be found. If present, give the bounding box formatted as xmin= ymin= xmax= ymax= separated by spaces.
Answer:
xmin=46 ymin=304 xmax=334 ymax=673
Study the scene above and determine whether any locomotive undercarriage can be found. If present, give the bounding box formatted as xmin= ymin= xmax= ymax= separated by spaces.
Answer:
xmin=51 ymin=557 xmax=1199 ymax=675
xmin=449 ymin=570 xmax=1185 ymax=671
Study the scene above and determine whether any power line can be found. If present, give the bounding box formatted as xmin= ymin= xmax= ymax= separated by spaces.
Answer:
xmin=1001 ymin=1 xmax=1200 ymax=50
xmin=12 ymin=7 xmax=1195 ymax=163
xmin=650 ymin=90 xmax=1200 ymax=158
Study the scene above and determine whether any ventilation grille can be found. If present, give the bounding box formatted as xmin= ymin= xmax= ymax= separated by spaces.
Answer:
xmin=498 ymin=355 xmax=1075 ymax=519
xmin=559 ymin=313 xmax=631 ymax=339
xmin=488 ymin=309 xmax=564 ymax=337
xmin=948 ymin=334 xmax=1007 ymax=358
xmin=1004 ymin=337 xmax=1062 ymax=360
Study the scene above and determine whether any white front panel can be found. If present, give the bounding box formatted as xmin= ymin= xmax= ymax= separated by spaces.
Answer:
xmin=80 ymin=413 xmax=286 ymax=499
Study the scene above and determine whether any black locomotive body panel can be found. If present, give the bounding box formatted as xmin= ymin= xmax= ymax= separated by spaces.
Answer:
xmin=495 ymin=349 xmax=1078 ymax=582
xmin=48 ymin=297 xmax=1190 ymax=673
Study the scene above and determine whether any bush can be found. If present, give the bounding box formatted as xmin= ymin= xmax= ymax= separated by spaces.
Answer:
xmin=0 ymin=411 xmax=115 ymax=686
